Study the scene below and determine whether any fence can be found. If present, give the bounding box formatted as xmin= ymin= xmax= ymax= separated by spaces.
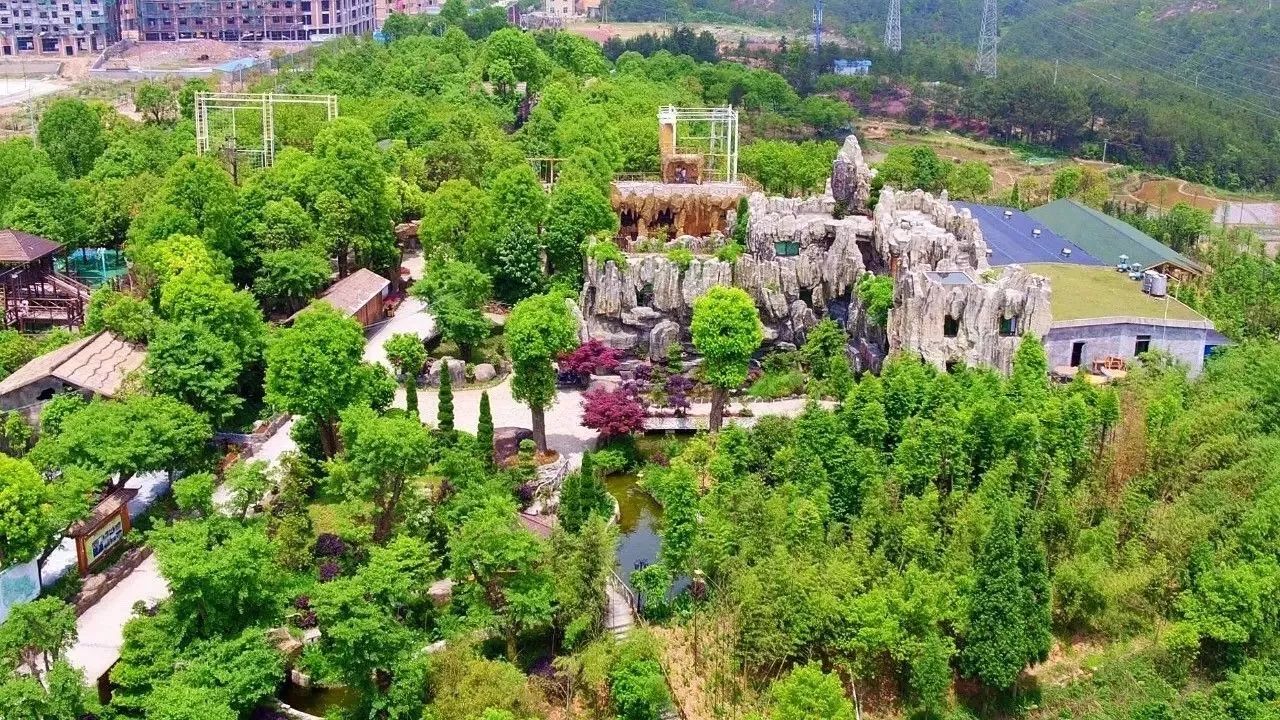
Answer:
xmin=0 ymin=559 xmax=41 ymax=624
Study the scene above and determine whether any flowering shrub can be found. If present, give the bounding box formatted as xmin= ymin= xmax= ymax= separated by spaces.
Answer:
xmin=582 ymin=386 xmax=647 ymax=440
xmin=318 ymin=560 xmax=341 ymax=583
xmin=558 ymin=340 xmax=622 ymax=384
xmin=313 ymin=533 xmax=346 ymax=558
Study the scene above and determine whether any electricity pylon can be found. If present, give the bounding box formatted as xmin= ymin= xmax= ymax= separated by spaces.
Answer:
xmin=884 ymin=0 xmax=902 ymax=51
xmin=977 ymin=0 xmax=999 ymax=77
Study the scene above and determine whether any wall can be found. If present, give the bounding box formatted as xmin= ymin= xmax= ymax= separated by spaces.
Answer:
xmin=1044 ymin=320 xmax=1214 ymax=376
xmin=0 ymin=378 xmax=88 ymax=422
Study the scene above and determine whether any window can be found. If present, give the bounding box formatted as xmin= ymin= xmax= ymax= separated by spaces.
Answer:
xmin=943 ymin=315 xmax=959 ymax=338
xmin=999 ymin=316 xmax=1020 ymax=337
xmin=1135 ymin=334 xmax=1151 ymax=356
xmin=773 ymin=241 xmax=800 ymax=257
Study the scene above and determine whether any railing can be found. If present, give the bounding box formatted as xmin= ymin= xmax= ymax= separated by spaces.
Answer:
xmin=610 ymin=570 xmax=639 ymax=613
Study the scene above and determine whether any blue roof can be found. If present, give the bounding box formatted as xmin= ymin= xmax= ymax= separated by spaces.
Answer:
xmin=954 ymin=202 xmax=1106 ymax=268
xmin=214 ymin=57 xmax=257 ymax=73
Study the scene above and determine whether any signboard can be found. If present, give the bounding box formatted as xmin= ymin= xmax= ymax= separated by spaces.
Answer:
xmin=85 ymin=515 xmax=125 ymax=567
xmin=0 ymin=559 xmax=41 ymax=624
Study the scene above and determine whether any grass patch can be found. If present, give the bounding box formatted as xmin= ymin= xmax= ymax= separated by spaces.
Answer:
xmin=1025 ymin=263 xmax=1207 ymax=322
xmin=746 ymin=370 xmax=807 ymax=399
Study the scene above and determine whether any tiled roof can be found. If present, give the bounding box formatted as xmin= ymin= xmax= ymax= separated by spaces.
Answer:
xmin=0 ymin=229 xmax=61 ymax=264
xmin=317 ymin=268 xmax=390 ymax=317
xmin=1027 ymin=199 xmax=1202 ymax=274
xmin=0 ymin=331 xmax=147 ymax=399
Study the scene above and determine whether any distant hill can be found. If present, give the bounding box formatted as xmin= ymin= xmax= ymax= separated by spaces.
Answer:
xmin=649 ymin=0 xmax=1280 ymax=104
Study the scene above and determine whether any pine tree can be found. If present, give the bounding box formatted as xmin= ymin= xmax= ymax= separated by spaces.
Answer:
xmin=437 ymin=365 xmax=454 ymax=435
xmin=558 ymin=452 xmax=611 ymax=534
xmin=731 ymin=196 xmax=750 ymax=246
xmin=476 ymin=390 xmax=494 ymax=466
xmin=962 ymin=489 xmax=1028 ymax=690
xmin=1019 ymin=533 xmax=1053 ymax=665
xmin=404 ymin=375 xmax=419 ymax=420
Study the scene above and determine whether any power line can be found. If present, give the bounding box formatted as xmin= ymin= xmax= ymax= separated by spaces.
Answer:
xmin=1019 ymin=0 xmax=1280 ymax=102
xmin=977 ymin=0 xmax=999 ymax=78
xmin=1024 ymin=0 xmax=1280 ymax=75
xmin=1031 ymin=20 xmax=1280 ymax=124
xmin=884 ymin=0 xmax=902 ymax=52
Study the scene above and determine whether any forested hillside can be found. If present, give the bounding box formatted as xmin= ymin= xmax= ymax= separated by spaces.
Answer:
xmin=625 ymin=1 xmax=1280 ymax=115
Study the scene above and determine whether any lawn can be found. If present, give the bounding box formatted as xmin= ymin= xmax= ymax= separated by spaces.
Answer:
xmin=1025 ymin=263 xmax=1207 ymax=323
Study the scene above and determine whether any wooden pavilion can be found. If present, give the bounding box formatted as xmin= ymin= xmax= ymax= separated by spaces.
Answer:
xmin=0 ymin=229 xmax=90 ymax=331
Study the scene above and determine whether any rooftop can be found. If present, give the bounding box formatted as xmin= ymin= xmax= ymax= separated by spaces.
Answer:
xmin=0 ymin=229 xmax=61 ymax=264
xmin=1025 ymin=263 xmax=1208 ymax=323
xmin=0 ymin=331 xmax=147 ymax=399
xmin=317 ymin=268 xmax=390 ymax=317
xmin=953 ymin=202 xmax=1105 ymax=267
xmin=1027 ymin=199 xmax=1202 ymax=274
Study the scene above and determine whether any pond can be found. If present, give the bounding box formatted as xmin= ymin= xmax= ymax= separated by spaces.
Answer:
xmin=278 ymin=681 xmax=360 ymax=717
xmin=606 ymin=471 xmax=664 ymax=591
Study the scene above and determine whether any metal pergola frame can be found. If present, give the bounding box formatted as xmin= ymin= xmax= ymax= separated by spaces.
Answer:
xmin=658 ymin=106 xmax=740 ymax=184
xmin=195 ymin=92 xmax=338 ymax=168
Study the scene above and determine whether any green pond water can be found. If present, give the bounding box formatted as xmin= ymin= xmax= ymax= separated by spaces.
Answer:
xmin=605 ymin=472 xmax=665 ymax=589
xmin=279 ymin=681 xmax=360 ymax=716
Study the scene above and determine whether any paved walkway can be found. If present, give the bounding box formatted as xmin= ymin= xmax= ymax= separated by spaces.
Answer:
xmin=605 ymin=577 xmax=636 ymax=638
xmin=64 ymin=554 xmax=168 ymax=685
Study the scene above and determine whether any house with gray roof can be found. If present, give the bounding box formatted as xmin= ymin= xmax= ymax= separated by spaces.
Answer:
xmin=0 ymin=331 xmax=147 ymax=420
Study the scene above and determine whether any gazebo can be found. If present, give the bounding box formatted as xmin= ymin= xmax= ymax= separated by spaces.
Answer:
xmin=0 ymin=229 xmax=90 ymax=330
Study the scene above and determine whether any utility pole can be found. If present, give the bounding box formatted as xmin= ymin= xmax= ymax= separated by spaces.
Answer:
xmin=1102 ymin=137 xmax=1109 ymax=163
xmin=976 ymin=0 xmax=998 ymax=78
xmin=1053 ymin=59 xmax=1059 ymax=85
xmin=812 ymin=0 xmax=823 ymax=48
xmin=884 ymin=0 xmax=901 ymax=52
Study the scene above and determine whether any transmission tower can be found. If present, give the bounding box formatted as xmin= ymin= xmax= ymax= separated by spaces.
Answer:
xmin=976 ymin=0 xmax=999 ymax=77
xmin=812 ymin=0 xmax=824 ymax=48
xmin=884 ymin=0 xmax=902 ymax=51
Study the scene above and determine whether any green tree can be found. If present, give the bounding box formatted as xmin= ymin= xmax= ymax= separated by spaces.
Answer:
xmin=253 ymin=247 xmax=332 ymax=313
xmin=962 ymin=484 xmax=1028 ymax=690
xmin=31 ymin=395 xmax=211 ymax=485
xmin=150 ymin=519 xmax=284 ymax=641
xmin=3 ymin=412 xmax=31 ymax=458
xmin=146 ymin=320 xmax=244 ymax=425
xmin=176 ymin=78 xmax=212 ymax=120
xmin=265 ymin=303 xmax=368 ymax=457
xmin=545 ymin=182 xmax=618 ymax=280
xmin=493 ymin=224 xmax=545 ymax=303
xmin=558 ymin=452 xmax=612 ymax=533
xmin=770 ymin=663 xmax=856 ymax=720
xmin=384 ymin=332 xmax=427 ymax=420
xmin=489 ymin=163 xmax=549 ymax=235
xmin=0 ymin=597 xmax=77 ymax=676
xmin=449 ymin=496 xmax=555 ymax=661
xmin=948 ymin=160 xmax=994 ymax=200
xmin=134 ymin=81 xmax=178 ymax=124
xmin=84 ymin=288 xmax=156 ymax=342
xmin=877 ymin=144 xmax=952 ymax=193
xmin=36 ymin=99 xmax=105 ymax=179
xmin=485 ymin=28 xmax=550 ymax=94
xmin=477 ymin=390 xmax=495 ymax=466
xmin=312 ymin=117 xmax=395 ymax=275
xmin=224 ymin=460 xmax=270 ymax=520
xmin=339 ymin=408 xmax=436 ymax=543
xmin=691 ymin=287 xmax=763 ymax=431
xmin=438 ymin=364 xmax=455 ymax=436
xmin=172 ymin=472 xmax=216 ymax=517
xmin=506 ymin=293 xmax=578 ymax=451
xmin=411 ymin=259 xmax=492 ymax=359
xmin=143 ymin=681 xmax=237 ymax=720
xmin=418 ymin=179 xmax=492 ymax=260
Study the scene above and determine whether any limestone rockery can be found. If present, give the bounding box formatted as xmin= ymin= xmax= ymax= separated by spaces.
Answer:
xmin=577 ymin=133 xmax=1053 ymax=375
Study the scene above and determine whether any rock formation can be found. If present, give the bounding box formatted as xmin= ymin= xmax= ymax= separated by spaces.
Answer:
xmin=579 ymin=132 xmax=1055 ymax=375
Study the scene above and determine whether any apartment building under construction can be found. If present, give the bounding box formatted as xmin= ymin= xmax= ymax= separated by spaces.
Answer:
xmin=134 ymin=0 xmax=373 ymax=41
xmin=0 ymin=0 xmax=120 ymax=56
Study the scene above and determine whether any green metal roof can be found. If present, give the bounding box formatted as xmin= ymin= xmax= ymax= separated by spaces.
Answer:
xmin=1027 ymin=199 xmax=1203 ymax=274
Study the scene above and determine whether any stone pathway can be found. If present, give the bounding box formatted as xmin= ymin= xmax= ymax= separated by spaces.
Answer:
xmin=64 ymin=554 xmax=168 ymax=685
xmin=605 ymin=577 xmax=636 ymax=638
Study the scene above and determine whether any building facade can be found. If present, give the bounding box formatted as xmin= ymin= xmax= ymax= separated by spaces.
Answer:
xmin=135 ymin=0 xmax=373 ymax=41
xmin=373 ymin=0 xmax=435 ymax=31
xmin=0 ymin=0 xmax=119 ymax=56
xmin=542 ymin=0 xmax=597 ymax=17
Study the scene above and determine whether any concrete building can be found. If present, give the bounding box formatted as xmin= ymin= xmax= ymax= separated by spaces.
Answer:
xmin=0 ymin=0 xmax=119 ymax=56
xmin=1028 ymin=198 xmax=1203 ymax=280
xmin=542 ymin=0 xmax=598 ymax=17
xmin=374 ymin=0 xmax=436 ymax=31
xmin=136 ymin=0 xmax=373 ymax=41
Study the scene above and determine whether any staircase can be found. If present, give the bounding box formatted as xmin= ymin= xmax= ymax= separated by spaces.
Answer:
xmin=605 ymin=574 xmax=636 ymax=637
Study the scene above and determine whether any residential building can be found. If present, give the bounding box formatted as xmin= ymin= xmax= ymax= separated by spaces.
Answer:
xmin=136 ymin=0 xmax=374 ymax=41
xmin=833 ymin=59 xmax=872 ymax=76
xmin=0 ymin=0 xmax=119 ymax=56
xmin=542 ymin=0 xmax=597 ymax=17
xmin=374 ymin=0 xmax=436 ymax=31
